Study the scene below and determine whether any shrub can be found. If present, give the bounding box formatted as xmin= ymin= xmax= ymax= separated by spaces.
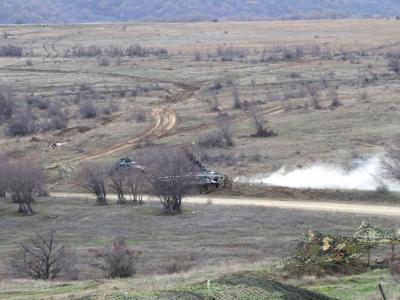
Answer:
xmin=388 ymin=57 xmax=400 ymax=74
xmin=78 ymin=162 xmax=109 ymax=205
xmin=146 ymin=149 xmax=196 ymax=214
xmin=79 ymin=101 xmax=97 ymax=119
xmin=5 ymin=160 xmax=44 ymax=214
xmin=0 ymin=86 xmax=15 ymax=122
xmin=6 ymin=109 xmax=37 ymax=137
xmin=10 ymin=231 xmax=73 ymax=280
xmin=25 ymin=95 xmax=49 ymax=110
xmin=97 ymin=56 xmax=110 ymax=67
xmin=0 ymin=45 xmax=23 ymax=57
xmin=91 ymin=238 xmax=139 ymax=278
xmin=42 ymin=108 xmax=69 ymax=131
xmin=198 ymin=131 xmax=226 ymax=148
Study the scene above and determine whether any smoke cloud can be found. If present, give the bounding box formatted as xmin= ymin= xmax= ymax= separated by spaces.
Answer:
xmin=238 ymin=156 xmax=400 ymax=192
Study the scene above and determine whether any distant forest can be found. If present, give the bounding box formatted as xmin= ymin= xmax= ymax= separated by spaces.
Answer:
xmin=1 ymin=0 xmax=400 ymax=24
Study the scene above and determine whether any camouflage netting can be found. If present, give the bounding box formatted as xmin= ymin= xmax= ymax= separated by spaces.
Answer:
xmin=353 ymin=221 xmax=400 ymax=244
xmin=285 ymin=222 xmax=400 ymax=274
xmin=286 ymin=230 xmax=375 ymax=267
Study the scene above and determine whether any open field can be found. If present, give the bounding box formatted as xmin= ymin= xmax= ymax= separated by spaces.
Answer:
xmin=0 ymin=19 xmax=400 ymax=185
xmin=0 ymin=196 xmax=399 ymax=299
xmin=2 ymin=19 xmax=400 ymax=299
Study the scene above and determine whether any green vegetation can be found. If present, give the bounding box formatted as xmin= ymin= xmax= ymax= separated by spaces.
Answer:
xmin=302 ymin=270 xmax=400 ymax=300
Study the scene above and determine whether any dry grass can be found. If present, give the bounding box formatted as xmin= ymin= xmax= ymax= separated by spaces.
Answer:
xmin=0 ymin=196 xmax=398 ymax=281
xmin=0 ymin=19 xmax=399 ymax=187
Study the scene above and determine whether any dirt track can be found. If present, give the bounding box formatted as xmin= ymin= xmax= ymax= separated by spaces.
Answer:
xmin=51 ymin=192 xmax=400 ymax=216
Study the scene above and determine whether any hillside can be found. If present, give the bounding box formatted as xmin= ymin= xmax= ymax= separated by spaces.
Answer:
xmin=1 ymin=0 xmax=400 ymax=24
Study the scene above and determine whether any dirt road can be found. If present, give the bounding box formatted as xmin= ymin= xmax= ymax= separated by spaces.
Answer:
xmin=50 ymin=192 xmax=400 ymax=216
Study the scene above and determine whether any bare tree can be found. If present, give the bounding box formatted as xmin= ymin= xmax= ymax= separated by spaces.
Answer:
xmin=328 ymin=87 xmax=342 ymax=109
xmin=216 ymin=114 xmax=234 ymax=147
xmin=0 ymin=155 xmax=8 ymax=198
xmin=126 ymin=167 xmax=145 ymax=205
xmin=0 ymin=86 xmax=15 ymax=122
xmin=232 ymin=84 xmax=242 ymax=109
xmin=382 ymin=137 xmax=400 ymax=181
xmin=208 ymin=93 xmax=220 ymax=113
xmin=249 ymin=104 xmax=276 ymax=138
xmin=388 ymin=57 xmax=400 ymax=75
xmin=10 ymin=231 xmax=72 ymax=280
xmin=110 ymin=168 xmax=128 ymax=205
xmin=146 ymin=149 xmax=196 ymax=214
xmin=90 ymin=238 xmax=139 ymax=278
xmin=6 ymin=160 xmax=44 ymax=214
xmin=78 ymin=162 xmax=109 ymax=205
xmin=306 ymin=84 xmax=322 ymax=110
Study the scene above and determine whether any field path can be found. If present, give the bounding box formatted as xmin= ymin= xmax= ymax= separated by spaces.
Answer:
xmin=51 ymin=192 xmax=400 ymax=216
xmin=46 ymin=105 xmax=176 ymax=169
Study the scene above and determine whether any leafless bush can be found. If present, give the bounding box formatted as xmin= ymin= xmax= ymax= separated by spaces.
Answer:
xmin=133 ymin=108 xmax=147 ymax=123
xmin=146 ymin=149 xmax=196 ymax=214
xmin=70 ymin=45 xmax=103 ymax=57
xmin=105 ymin=46 xmax=124 ymax=58
xmin=102 ymin=101 xmax=119 ymax=116
xmin=125 ymin=45 xmax=168 ymax=57
xmin=10 ymin=231 xmax=73 ymax=280
xmin=6 ymin=109 xmax=38 ymax=137
xmin=207 ymin=94 xmax=220 ymax=113
xmin=6 ymin=160 xmax=44 ymax=214
xmin=250 ymin=104 xmax=276 ymax=138
xmin=42 ymin=107 xmax=69 ymax=131
xmin=0 ymin=45 xmax=23 ymax=57
xmin=193 ymin=51 xmax=202 ymax=61
xmin=382 ymin=137 xmax=400 ymax=183
xmin=216 ymin=114 xmax=234 ymax=147
xmin=0 ymin=155 xmax=8 ymax=198
xmin=97 ymin=56 xmax=110 ymax=67
xmin=0 ymin=86 xmax=15 ymax=122
xmin=388 ymin=57 xmax=400 ymax=75
xmin=25 ymin=95 xmax=49 ymax=110
xmin=110 ymin=168 xmax=129 ymax=205
xmin=90 ymin=238 xmax=139 ymax=278
xmin=306 ymin=84 xmax=322 ymax=110
xmin=232 ymin=85 xmax=242 ymax=109
xmin=78 ymin=162 xmax=109 ymax=205
xmin=79 ymin=101 xmax=97 ymax=119
xmin=198 ymin=131 xmax=227 ymax=148
xmin=216 ymin=47 xmax=248 ymax=61
xmin=328 ymin=87 xmax=342 ymax=109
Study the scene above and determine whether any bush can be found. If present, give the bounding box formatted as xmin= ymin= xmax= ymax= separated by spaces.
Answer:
xmin=25 ymin=95 xmax=49 ymax=110
xmin=5 ymin=160 xmax=44 ymax=214
xmin=0 ymin=86 xmax=15 ymax=122
xmin=42 ymin=107 xmax=69 ymax=131
xmin=146 ymin=149 xmax=196 ymax=214
xmin=79 ymin=101 xmax=97 ymax=119
xmin=97 ymin=56 xmax=110 ymax=67
xmin=388 ymin=57 xmax=400 ymax=74
xmin=91 ymin=238 xmax=139 ymax=278
xmin=78 ymin=162 xmax=109 ymax=205
xmin=198 ymin=131 xmax=226 ymax=148
xmin=0 ymin=45 xmax=23 ymax=57
xmin=6 ymin=109 xmax=37 ymax=137
xmin=10 ymin=231 xmax=73 ymax=280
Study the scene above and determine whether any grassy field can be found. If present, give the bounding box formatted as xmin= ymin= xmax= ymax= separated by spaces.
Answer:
xmin=0 ymin=196 xmax=399 ymax=298
xmin=1 ymin=19 xmax=400 ymax=299
xmin=0 ymin=19 xmax=400 ymax=185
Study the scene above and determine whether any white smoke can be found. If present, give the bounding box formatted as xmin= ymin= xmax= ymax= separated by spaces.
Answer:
xmin=238 ymin=156 xmax=400 ymax=192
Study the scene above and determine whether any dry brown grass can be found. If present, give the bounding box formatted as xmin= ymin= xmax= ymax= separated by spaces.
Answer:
xmin=0 ymin=19 xmax=399 ymax=186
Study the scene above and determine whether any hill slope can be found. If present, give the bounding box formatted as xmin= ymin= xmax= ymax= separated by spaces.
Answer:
xmin=1 ymin=0 xmax=400 ymax=24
